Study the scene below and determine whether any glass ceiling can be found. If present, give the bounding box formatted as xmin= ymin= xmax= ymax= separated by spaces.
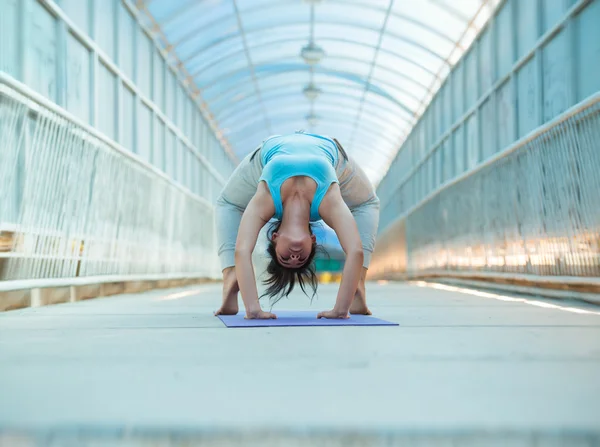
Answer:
xmin=143 ymin=0 xmax=496 ymax=184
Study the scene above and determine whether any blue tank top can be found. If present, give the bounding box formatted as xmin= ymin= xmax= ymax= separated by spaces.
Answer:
xmin=259 ymin=132 xmax=339 ymax=222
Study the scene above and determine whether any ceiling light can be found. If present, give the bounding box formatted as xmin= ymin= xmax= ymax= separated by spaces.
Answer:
xmin=300 ymin=42 xmax=325 ymax=65
xmin=306 ymin=113 xmax=319 ymax=126
xmin=303 ymin=83 xmax=322 ymax=100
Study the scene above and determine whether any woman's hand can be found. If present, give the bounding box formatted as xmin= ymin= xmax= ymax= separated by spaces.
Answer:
xmin=234 ymin=186 xmax=275 ymax=319
xmin=319 ymin=190 xmax=365 ymax=318
xmin=245 ymin=309 xmax=277 ymax=320
xmin=317 ymin=309 xmax=349 ymax=319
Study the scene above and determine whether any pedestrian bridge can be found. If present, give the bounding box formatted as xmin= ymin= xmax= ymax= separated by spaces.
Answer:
xmin=1 ymin=0 xmax=599 ymax=445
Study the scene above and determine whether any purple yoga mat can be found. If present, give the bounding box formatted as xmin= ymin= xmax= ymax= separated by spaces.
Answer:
xmin=217 ymin=310 xmax=398 ymax=328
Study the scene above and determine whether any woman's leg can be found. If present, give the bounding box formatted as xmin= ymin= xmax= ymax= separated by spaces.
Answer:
xmin=213 ymin=147 xmax=264 ymax=315
xmin=348 ymin=196 xmax=380 ymax=314
xmin=214 ymin=196 xmax=243 ymax=315
xmin=350 ymin=267 xmax=371 ymax=315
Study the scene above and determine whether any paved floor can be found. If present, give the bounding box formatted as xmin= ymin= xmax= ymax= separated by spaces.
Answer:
xmin=1 ymin=281 xmax=600 ymax=445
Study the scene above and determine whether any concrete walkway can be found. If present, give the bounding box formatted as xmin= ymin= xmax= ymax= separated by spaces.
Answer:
xmin=1 ymin=281 xmax=600 ymax=446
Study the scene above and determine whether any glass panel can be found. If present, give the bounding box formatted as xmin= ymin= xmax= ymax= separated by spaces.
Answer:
xmin=496 ymin=80 xmax=515 ymax=151
xmin=416 ymin=121 xmax=427 ymax=162
xmin=376 ymin=50 xmax=432 ymax=81
xmin=434 ymin=146 xmax=442 ymax=188
xmin=542 ymin=29 xmax=574 ymax=123
xmin=153 ymin=50 xmax=165 ymax=109
xmin=195 ymin=47 xmax=252 ymax=87
xmin=165 ymin=70 xmax=176 ymax=122
xmin=464 ymin=48 xmax=477 ymax=111
xmin=324 ymin=57 xmax=372 ymax=79
xmin=0 ymin=0 xmax=19 ymax=78
xmin=453 ymin=124 xmax=465 ymax=175
xmin=153 ymin=116 xmax=165 ymax=170
xmin=187 ymin=150 xmax=195 ymax=192
xmin=478 ymin=26 xmax=494 ymax=94
xmin=148 ymin=0 xmax=492 ymax=181
xmin=443 ymin=78 xmax=452 ymax=128
xmin=165 ymin=130 xmax=176 ymax=178
xmin=496 ymin=0 xmax=514 ymax=79
xmin=465 ymin=113 xmax=479 ymax=169
xmin=442 ymin=138 xmax=453 ymax=183
xmin=178 ymin=142 xmax=187 ymax=186
xmin=425 ymin=108 xmax=435 ymax=150
xmin=185 ymin=98 xmax=194 ymax=139
xmin=387 ymin=14 xmax=454 ymax=54
xmin=479 ymin=97 xmax=496 ymax=160
xmin=193 ymin=112 xmax=202 ymax=149
xmin=176 ymin=85 xmax=186 ymax=128
xmin=542 ymin=0 xmax=570 ymax=33
xmin=435 ymin=89 xmax=445 ymax=140
xmin=95 ymin=0 xmax=115 ymax=60
xmin=122 ymin=85 xmax=135 ymax=153
xmin=395 ymin=1 xmax=465 ymax=38
xmin=61 ymin=0 xmax=90 ymax=35
xmin=516 ymin=0 xmax=539 ymax=61
xmin=66 ymin=33 xmax=91 ymax=123
xmin=118 ymin=3 xmax=135 ymax=81
xmin=516 ymin=55 xmax=540 ymax=137
xmin=576 ymin=0 xmax=600 ymax=101
xmin=29 ymin=1 xmax=58 ymax=101
xmin=452 ymin=61 xmax=465 ymax=121
xmin=98 ymin=63 xmax=117 ymax=139
xmin=184 ymin=36 xmax=245 ymax=71
xmin=137 ymin=30 xmax=153 ymax=98
xmin=138 ymin=104 xmax=153 ymax=163
xmin=380 ymin=34 xmax=441 ymax=73
xmin=176 ymin=13 xmax=237 ymax=61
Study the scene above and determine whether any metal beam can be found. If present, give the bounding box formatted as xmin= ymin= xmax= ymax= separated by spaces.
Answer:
xmin=210 ymin=81 xmax=417 ymax=116
xmin=216 ymin=90 xmax=414 ymax=124
xmin=177 ymin=20 xmax=450 ymax=67
xmin=225 ymin=102 xmax=408 ymax=137
xmin=195 ymin=54 xmax=432 ymax=95
xmin=220 ymin=101 xmax=411 ymax=135
xmin=227 ymin=113 xmax=403 ymax=149
xmin=218 ymin=96 xmax=413 ymax=131
xmin=189 ymin=37 xmax=437 ymax=81
xmin=200 ymin=65 xmax=428 ymax=113
xmin=165 ymin=0 xmax=459 ymax=54
xmin=208 ymin=74 xmax=421 ymax=116
xmin=349 ymin=0 xmax=395 ymax=150
xmin=231 ymin=0 xmax=271 ymax=135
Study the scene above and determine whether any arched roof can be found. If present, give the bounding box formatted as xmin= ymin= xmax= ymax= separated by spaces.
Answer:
xmin=139 ymin=0 xmax=496 ymax=183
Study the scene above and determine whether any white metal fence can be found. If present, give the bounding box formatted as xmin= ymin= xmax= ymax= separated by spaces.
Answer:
xmin=371 ymin=94 xmax=600 ymax=279
xmin=0 ymin=74 xmax=217 ymax=282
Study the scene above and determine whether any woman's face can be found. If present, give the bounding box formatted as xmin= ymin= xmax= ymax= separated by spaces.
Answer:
xmin=272 ymin=231 xmax=315 ymax=268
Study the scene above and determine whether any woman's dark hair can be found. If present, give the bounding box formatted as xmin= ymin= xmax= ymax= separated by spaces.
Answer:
xmin=260 ymin=220 xmax=325 ymax=306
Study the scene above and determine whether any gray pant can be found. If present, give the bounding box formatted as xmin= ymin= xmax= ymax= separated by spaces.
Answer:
xmin=216 ymin=146 xmax=380 ymax=271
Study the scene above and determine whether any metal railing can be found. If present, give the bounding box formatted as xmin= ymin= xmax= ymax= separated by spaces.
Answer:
xmin=371 ymin=93 xmax=600 ymax=278
xmin=0 ymin=74 xmax=218 ymax=283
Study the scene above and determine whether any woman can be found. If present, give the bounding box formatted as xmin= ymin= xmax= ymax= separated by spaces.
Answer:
xmin=214 ymin=131 xmax=380 ymax=319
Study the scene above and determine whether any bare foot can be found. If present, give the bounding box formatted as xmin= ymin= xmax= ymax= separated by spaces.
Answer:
xmin=349 ymin=299 xmax=372 ymax=315
xmin=215 ymin=267 xmax=239 ymax=316
xmin=349 ymin=278 xmax=372 ymax=315
xmin=214 ymin=302 xmax=239 ymax=316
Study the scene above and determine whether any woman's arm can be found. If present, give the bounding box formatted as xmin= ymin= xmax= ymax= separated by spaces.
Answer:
xmin=318 ymin=185 xmax=364 ymax=318
xmin=234 ymin=183 xmax=277 ymax=319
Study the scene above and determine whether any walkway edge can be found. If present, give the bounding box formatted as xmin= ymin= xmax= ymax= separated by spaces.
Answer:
xmin=0 ymin=275 xmax=218 ymax=312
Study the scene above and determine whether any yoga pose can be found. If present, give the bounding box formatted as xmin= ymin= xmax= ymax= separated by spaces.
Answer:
xmin=214 ymin=131 xmax=380 ymax=319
